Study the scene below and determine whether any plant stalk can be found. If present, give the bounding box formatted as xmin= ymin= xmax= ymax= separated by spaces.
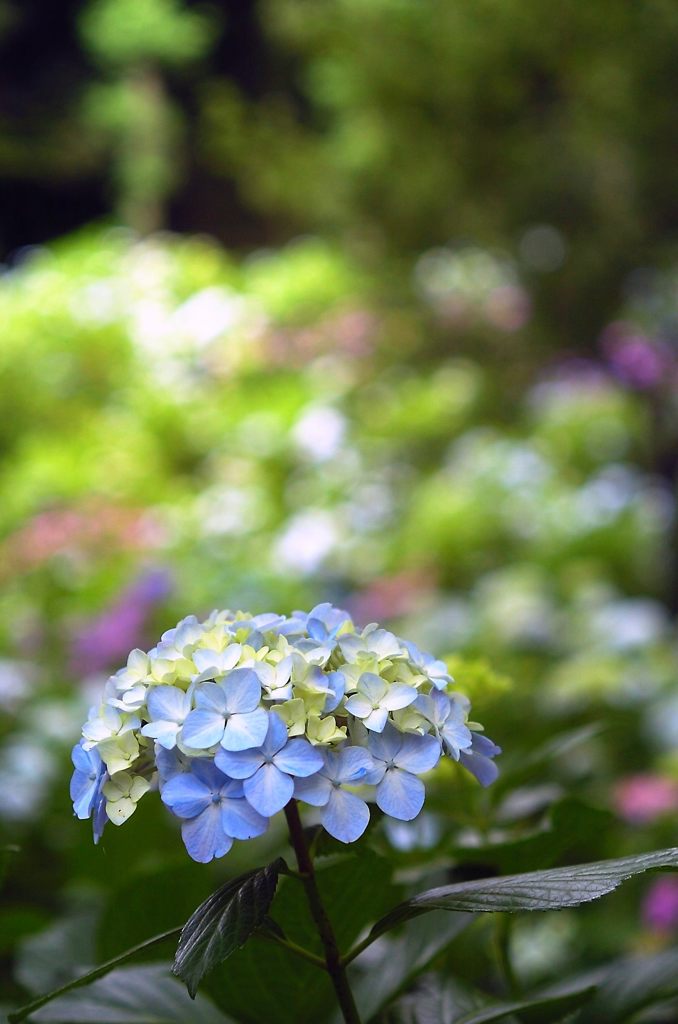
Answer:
xmin=284 ymin=799 xmax=362 ymax=1024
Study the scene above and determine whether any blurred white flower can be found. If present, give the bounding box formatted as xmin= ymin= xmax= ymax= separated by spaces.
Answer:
xmin=292 ymin=406 xmax=347 ymax=462
xmin=274 ymin=510 xmax=340 ymax=574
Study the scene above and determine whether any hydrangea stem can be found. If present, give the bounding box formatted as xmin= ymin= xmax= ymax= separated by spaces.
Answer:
xmin=284 ymin=799 xmax=362 ymax=1024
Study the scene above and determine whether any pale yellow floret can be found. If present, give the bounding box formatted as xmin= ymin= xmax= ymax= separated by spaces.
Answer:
xmin=306 ymin=715 xmax=347 ymax=745
xmin=103 ymin=772 xmax=151 ymax=825
xmin=97 ymin=731 xmax=140 ymax=775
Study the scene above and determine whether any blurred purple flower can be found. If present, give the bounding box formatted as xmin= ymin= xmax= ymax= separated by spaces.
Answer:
xmin=600 ymin=321 xmax=672 ymax=390
xmin=642 ymin=877 xmax=678 ymax=933
xmin=613 ymin=774 xmax=678 ymax=825
xmin=71 ymin=569 xmax=172 ymax=676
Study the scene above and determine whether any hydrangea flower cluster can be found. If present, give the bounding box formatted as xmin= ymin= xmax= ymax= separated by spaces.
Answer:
xmin=70 ymin=604 xmax=500 ymax=862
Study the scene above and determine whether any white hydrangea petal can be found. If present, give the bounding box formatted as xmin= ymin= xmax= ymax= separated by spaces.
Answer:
xmin=380 ymin=684 xmax=418 ymax=712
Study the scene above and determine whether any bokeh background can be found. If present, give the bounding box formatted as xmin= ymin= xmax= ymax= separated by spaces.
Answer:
xmin=1 ymin=0 xmax=678 ymax=1017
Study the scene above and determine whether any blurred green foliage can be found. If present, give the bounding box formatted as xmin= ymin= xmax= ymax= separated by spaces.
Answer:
xmin=1 ymin=1 xmax=678 ymax=1018
xmin=1 ymin=228 xmax=677 ymax=1019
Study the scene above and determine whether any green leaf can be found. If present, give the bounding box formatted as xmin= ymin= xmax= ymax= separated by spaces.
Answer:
xmin=25 ymin=965 xmax=232 ymax=1023
xmin=172 ymin=858 xmax=284 ymax=998
xmin=384 ymin=975 xmax=597 ymax=1024
xmin=7 ymin=930 xmax=182 ymax=1024
xmin=451 ymin=799 xmax=616 ymax=875
xmin=342 ymin=911 xmax=474 ymax=1023
xmin=370 ymin=847 xmax=678 ymax=937
xmin=206 ymin=849 xmax=398 ymax=1024
xmin=494 ymin=725 xmax=603 ymax=795
xmin=574 ymin=947 xmax=678 ymax=1023
xmin=0 ymin=844 xmax=19 ymax=892
xmin=97 ymin=862 xmax=214 ymax=962
xmin=15 ymin=901 xmax=102 ymax=996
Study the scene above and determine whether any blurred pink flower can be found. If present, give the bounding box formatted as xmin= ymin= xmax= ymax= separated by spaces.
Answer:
xmin=348 ymin=570 xmax=436 ymax=627
xmin=265 ymin=307 xmax=379 ymax=366
xmin=642 ymin=876 xmax=678 ymax=933
xmin=1 ymin=502 xmax=165 ymax=578
xmin=613 ymin=774 xmax=678 ymax=825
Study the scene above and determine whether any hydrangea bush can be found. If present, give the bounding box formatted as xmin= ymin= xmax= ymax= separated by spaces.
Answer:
xmin=71 ymin=603 xmax=499 ymax=862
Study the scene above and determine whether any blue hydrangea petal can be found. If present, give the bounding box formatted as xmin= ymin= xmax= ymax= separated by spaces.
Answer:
xmin=222 ymin=669 xmax=262 ymax=714
xmin=364 ymin=707 xmax=389 ymax=732
xmin=469 ymin=733 xmax=502 ymax=758
xmin=181 ymin=806 xmax=233 ymax=863
xmin=460 ymin=752 xmax=499 ymax=786
xmin=92 ymin=787 xmax=108 ymax=843
xmin=261 ymin=711 xmax=289 ymax=757
xmin=161 ymin=772 xmax=211 ymax=819
xmin=367 ymin=724 xmax=403 ymax=763
xmin=322 ymin=788 xmax=370 ymax=843
xmin=359 ymin=673 xmax=387 ymax=703
xmin=376 ymin=769 xmax=425 ymax=820
xmin=381 ymin=684 xmax=418 ymax=712
xmin=70 ymin=744 xmax=104 ymax=819
xmin=393 ymin=732 xmax=441 ymax=774
xmin=294 ymin=772 xmax=333 ymax=807
xmin=221 ymin=707 xmax=269 ymax=751
xmin=141 ymin=720 xmax=180 ymax=749
xmin=459 ymin=733 xmax=501 ymax=787
xmin=244 ymin=763 xmax=294 ymax=816
xmin=430 ymin=689 xmax=452 ymax=722
xmin=71 ymin=742 xmax=95 ymax=775
xmin=323 ymin=671 xmax=345 ymax=713
xmin=440 ymin=720 xmax=473 ymax=760
xmin=70 ymin=773 xmax=96 ymax=819
xmin=194 ymin=682 xmax=228 ymax=713
xmin=273 ymin=739 xmax=324 ymax=777
xmin=335 ymin=746 xmax=374 ymax=782
xmin=219 ymin=777 xmax=245 ymax=799
xmin=344 ymin=694 xmax=373 ymax=719
xmin=214 ymin=745 xmax=264 ymax=779
xmin=181 ymin=709 xmax=225 ymax=749
xmin=190 ymin=759 xmax=230 ymax=790
xmin=156 ymin=745 xmax=190 ymax=782
xmin=221 ymin=798 xmax=269 ymax=840
xmin=146 ymin=685 xmax=188 ymax=723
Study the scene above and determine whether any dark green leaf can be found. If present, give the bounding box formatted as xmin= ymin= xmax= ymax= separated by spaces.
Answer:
xmin=370 ymin=847 xmax=678 ymax=937
xmin=7 ymin=930 xmax=182 ymax=1024
xmin=343 ymin=911 xmax=474 ymax=1023
xmin=451 ymin=799 xmax=616 ymax=874
xmin=172 ymin=858 xmax=284 ymax=998
xmin=453 ymin=988 xmax=597 ymax=1024
xmin=0 ymin=844 xmax=19 ymax=892
xmin=27 ymin=965 xmax=232 ymax=1023
xmin=206 ymin=849 xmax=398 ymax=1024
xmin=98 ymin=863 xmax=214 ymax=963
xmin=385 ymin=974 xmax=596 ymax=1024
xmin=574 ymin=947 xmax=678 ymax=1023
xmin=15 ymin=902 xmax=102 ymax=996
